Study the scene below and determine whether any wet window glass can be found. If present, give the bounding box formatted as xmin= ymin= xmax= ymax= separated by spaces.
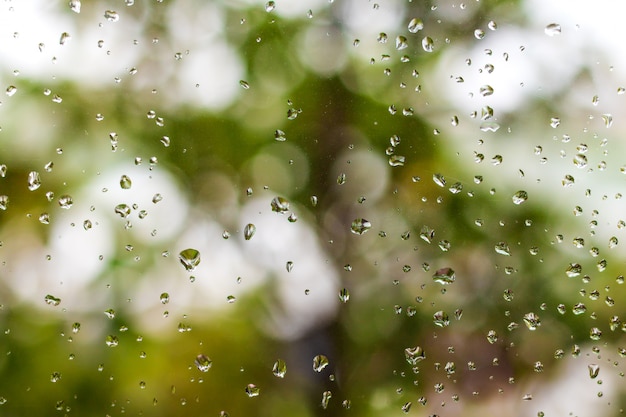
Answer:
xmin=0 ymin=1 xmax=624 ymax=416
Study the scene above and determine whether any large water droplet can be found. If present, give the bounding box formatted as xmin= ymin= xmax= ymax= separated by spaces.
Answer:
xmin=432 ymin=173 xmax=446 ymax=187
xmin=160 ymin=293 xmax=170 ymax=304
xmin=433 ymin=310 xmax=450 ymax=327
xmin=245 ymin=384 xmax=260 ymax=397
xmin=313 ymin=355 xmax=329 ymax=372
xmin=5 ymin=85 xmax=17 ymax=97
xmin=523 ymin=312 xmax=541 ymax=330
xmin=265 ymin=1 xmax=275 ymax=12
xmin=432 ymin=267 xmax=455 ymax=284
xmin=272 ymin=359 xmax=287 ymax=378
xmin=243 ymin=223 xmax=256 ymax=240
xmin=588 ymin=364 xmax=600 ymax=379
xmin=58 ymin=195 xmax=73 ymax=209
xmin=27 ymin=171 xmax=41 ymax=191
xmin=179 ymin=248 xmax=201 ymax=271
xmin=194 ymin=354 xmax=212 ymax=372
xmin=350 ymin=218 xmax=371 ymax=235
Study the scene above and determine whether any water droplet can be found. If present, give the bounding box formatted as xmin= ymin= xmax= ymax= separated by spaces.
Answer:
xmin=486 ymin=329 xmax=498 ymax=344
xmin=337 ymin=173 xmax=346 ymax=185
xmin=573 ymin=154 xmax=587 ymax=168
xmin=105 ymin=335 xmax=119 ymax=347
xmin=408 ymin=18 xmax=424 ymax=33
xmin=243 ymin=223 xmax=256 ymax=240
xmin=388 ymin=155 xmax=405 ymax=166
xmin=588 ymin=364 xmax=600 ymax=379
xmin=270 ymin=196 xmax=290 ymax=213
xmin=432 ymin=267 xmax=455 ymax=284
xmin=104 ymin=309 xmax=115 ymax=319
xmin=420 ymin=225 xmax=435 ymax=243
xmin=245 ymin=384 xmax=260 ymax=397
xmin=104 ymin=10 xmax=119 ymax=22
xmin=351 ymin=218 xmax=371 ymax=235
xmin=27 ymin=171 xmax=41 ymax=191
xmin=59 ymin=32 xmax=71 ymax=45
xmin=395 ymin=35 xmax=408 ymax=50
xmin=287 ymin=108 xmax=300 ymax=120
xmin=313 ymin=355 xmax=329 ymax=372
xmin=274 ymin=129 xmax=286 ymax=141
xmin=421 ymin=36 xmax=434 ymax=52
xmin=432 ymin=173 xmax=446 ymax=187
xmin=479 ymin=85 xmax=494 ymax=96
xmin=602 ymin=113 xmax=613 ymax=128
xmin=272 ymin=359 xmax=287 ymax=378
xmin=523 ymin=312 xmax=541 ymax=330
xmin=566 ymin=263 xmax=582 ymax=278
xmin=69 ymin=0 xmax=81 ymax=13
xmin=194 ymin=354 xmax=212 ymax=372
xmin=58 ymin=195 xmax=73 ymax=209
xmin=405 ymin=346 xmax=426 ymax=365
xmin=264 ymin=1 xmax=275 ymax=12
xmin=512 ymin=190 xmax=528 ymax=205
xmin=5 ymin=85 xmax=17 ymax=97
xmin=545 ymin=23 xmax=561 ymax=36
xmin=377 ymin=32 xmax=388 ymax=43
xmin=179 ymin=248 xmax=201 ymax=271
xmin=120 ymin=175 xmax=132 ymax=189
xmin=433 ymin=310 xmax=450 ymax=327
xmin=495 ymin=241 xmax=511 ymax=256
xmin=159 ymin=293 xmax=170 ymax=304
xmin=338 ymin=288 xmax=349 ymax=303
xmin=488 ymin=20 xmax=498 ymax=30
xmin=321 ymin=391 xmax=332 ymax=409
xmin=0 ymin=165 xmax=6 ymax=178
xmin=0 ymin=195 xmax=9 ymax=210
xmin=44 ymin=294 xmax=61 ymax=306
xmin=474 ymin=29 xmax=485 ymax=39
xmin=160 ymin=136 xmax=170 ymax=147
xmin=402 ymin=402 xmax=412 ymax=413
xmin=589 ymin=327 xmax=602 ymax=341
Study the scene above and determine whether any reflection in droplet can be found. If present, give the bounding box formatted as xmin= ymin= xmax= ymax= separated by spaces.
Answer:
xmin=270 ymin=196 xmax=290 ymax=213
xmin=433 ymin=310 xmax=450 ymax=327
xmin=178 ymin=248 xmax=201 ymax=271
xmin=395 ymin=36 xmax=408 ymax=50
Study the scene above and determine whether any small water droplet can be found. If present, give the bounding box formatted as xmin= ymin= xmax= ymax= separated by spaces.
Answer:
xmin=337 ymin=173 xmax=346 ymax=185
xmin=408 ymin=18 xmax=424 ymax=33
xmin=395 ymin=35 xmax=408 ymax=50
xmin=545 ymin=23 xmax=561 ymax=36
xmin=486 ymin=329 xmax=498 ymax=344
xmin=338 ymin=288 xmax=349 ymax=303
xmin=27 ymin=171 xmax=41 ymax=191
xmin=69 ymin=0 xmax=81 ymax=13
xmin=512 ymin=190 xmax=528 ymax=205
xmin=421 ymin=36 xmax=434 ymax=52
xmin=479 ymin=85 xmax=494 ymax=96
xmin=59 ymin=32 xmax=71 ymax=45
xmin=264 ymin=1 xmax=275 ymax=12
xmin=523 ymin=312 xmax=541 ymax=330
xmin=160 ymin=293 xmax=170 ymax=304
xmin=270 ymin=196 xmax=290 ymax=213
xmin=274 ymin=129 xmax=286 ymax=141
xmin=433 ymin=310 xmax=450 ymax=327
xmin=120 ymin=175 xmax=132 ymax=189
xmin=273 ymin=359 xmax=287 ymax=378
xmin=39 ymin=213 xmax=50 ymax=225
xmin=566 ymin=263 xmax=582 ymax=278
xmin=588 ymin=364 xmax=600 ymax=379
xmin=404 ymin=346 xmax=425 ymax=365
xmin=178 ymin=248 xmax=201 ymax=271
xmin=432 ymin=173 xmax=446 ymax=187
xmin=239 ymin=80 xmax=250 ymax=89
xmin=5 ymin=85 xmax=17 ymax=97
xmin=58 ymin=195 xmax=73 ymax=209
xmin=104 ymin=10 xmax=119 ymax=22
xmin=350 ymin=218 xmax=371 ymax=235
xmin=0 ymin=195 xmax=9 ymax=210
xmin=105 ymin=335 xmax=119 ymax=347
xmin=474 ymin=29 xmax=485 ymax=39
xmin=433 ymin=267 xmax=455 ymax=284
xmin=495 ymin=241 xmax=511 ymax=256
xmin=243 ymin=223 xmax=256 ymax=240
xmin=388 ymin=155 xmax=405 ymax=166
xmin=313 ymin=355 xmax=329 ymax=372
xmin=194 ymin=354 xmax=212 ymax=372
xmin=44 ymin=294 xmax=61 ymax=306
xmin=245 ymin=384 xmax=260 ymax=397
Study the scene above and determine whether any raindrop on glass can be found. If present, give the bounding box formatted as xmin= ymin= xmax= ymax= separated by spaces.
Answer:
xmin=178 ymin=248 xmax=201 ymax=271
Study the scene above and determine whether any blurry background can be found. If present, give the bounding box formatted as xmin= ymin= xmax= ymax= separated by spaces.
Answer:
xmin=0 ymin=0 xmax=625 ymax=416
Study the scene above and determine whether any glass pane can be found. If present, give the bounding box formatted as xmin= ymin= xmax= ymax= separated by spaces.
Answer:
xmin=0 ymin=1 xmax=624 ymax=416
